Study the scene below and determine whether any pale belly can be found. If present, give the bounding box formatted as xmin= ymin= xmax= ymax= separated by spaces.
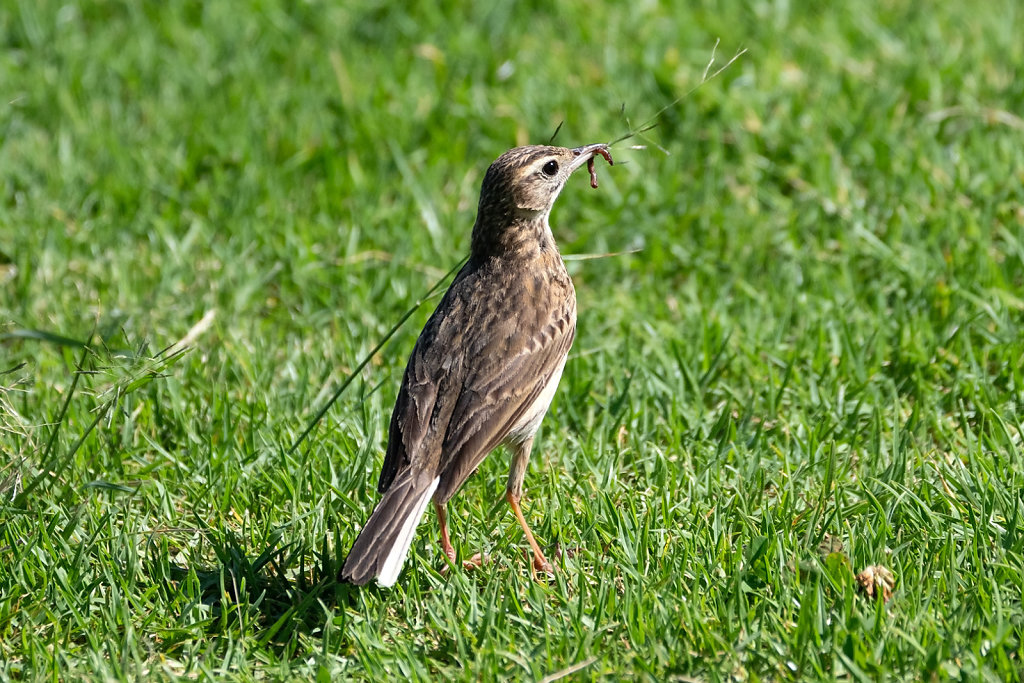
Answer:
xmin=505 ymin=353 xmax=568 ymax=445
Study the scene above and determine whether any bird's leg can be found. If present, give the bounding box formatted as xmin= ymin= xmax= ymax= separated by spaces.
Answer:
xmin=506 ymin=437 xmax=553 ymax=574
xmin=436 ymin=500 xmax=488 ymax=571
xmin=434 ymin=501 xmax=456 ymax=564
xmin=507 ymin=491 xmax=553 ymax=574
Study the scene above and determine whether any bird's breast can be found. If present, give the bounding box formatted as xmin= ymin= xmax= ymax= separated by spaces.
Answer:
xmin=505 ymin=351 xmax=569 ymax=445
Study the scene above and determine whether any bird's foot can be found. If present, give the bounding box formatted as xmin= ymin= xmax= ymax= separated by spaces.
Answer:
xmin=525 ymin=549 xmax=554 ymax=578
xmin=463 ymin=552 xmax=491 ymax=570
xmin=439 ymin=551 xmax=491 ymax=575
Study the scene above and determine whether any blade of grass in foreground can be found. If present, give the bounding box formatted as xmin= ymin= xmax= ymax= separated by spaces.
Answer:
xmin=13 ymin=341 xmax=95 ymax=506
xmin=288 ymin=255 xmax=469 ymax=455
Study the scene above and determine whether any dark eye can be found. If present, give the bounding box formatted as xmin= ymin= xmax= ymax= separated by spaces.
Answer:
xmin=541 ymin=160 xmax=559 ymax=176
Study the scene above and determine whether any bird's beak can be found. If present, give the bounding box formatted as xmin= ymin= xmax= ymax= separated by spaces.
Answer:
xmin=568 ymin=143 xmax=614 ymax=174
xmin=569 ymin=143 xmax=614 ymax=188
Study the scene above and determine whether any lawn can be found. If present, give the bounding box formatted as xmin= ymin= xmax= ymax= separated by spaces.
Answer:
xmin=2 ymin=0 xmax=1023 ymax=680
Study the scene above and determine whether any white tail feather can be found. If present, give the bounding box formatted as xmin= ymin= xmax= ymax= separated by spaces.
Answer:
xmin=377 ymin=476 xmax=439 ymax=587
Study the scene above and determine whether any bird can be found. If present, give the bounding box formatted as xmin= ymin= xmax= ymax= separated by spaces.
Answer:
xmin=339 ymin=142 xmax=613 ymax=587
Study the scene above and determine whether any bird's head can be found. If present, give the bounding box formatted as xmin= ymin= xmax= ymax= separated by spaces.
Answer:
xmin=471 ymin=143 xmax=613 ymax=257
xmin=478 ymin=143 xmax=612 ymax=217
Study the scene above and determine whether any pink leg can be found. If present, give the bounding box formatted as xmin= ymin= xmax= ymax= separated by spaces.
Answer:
xmin=434 ymin=501 xmax=456 ymax=563
xmin=507 ymin=490 xmax=553 ymax=574
xmin=436 ymin=501 xmax=488 ymax=571
xmin=505 ymin=436 xmax=553 ymax=575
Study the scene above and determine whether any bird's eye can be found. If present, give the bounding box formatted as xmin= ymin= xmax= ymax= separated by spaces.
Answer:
xmin=541 ymin=160 xmax=559 ymax=176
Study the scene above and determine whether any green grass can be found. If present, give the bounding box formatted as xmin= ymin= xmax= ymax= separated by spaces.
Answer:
xmin=2 ymin=0 xmax=1023 ymax=679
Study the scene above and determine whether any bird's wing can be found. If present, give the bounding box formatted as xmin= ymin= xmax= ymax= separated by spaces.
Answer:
xmin=433 ymin=291 xmax=575 ymax=502
xmin=376 ymin=268 xmax=469 ymax=494
xmin=377 ymin=261 xmax=575 ymax=501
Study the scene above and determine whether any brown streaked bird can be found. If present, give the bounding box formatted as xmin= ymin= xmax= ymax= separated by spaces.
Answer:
xmin=340 ymin=142 xmax=613 ymax=587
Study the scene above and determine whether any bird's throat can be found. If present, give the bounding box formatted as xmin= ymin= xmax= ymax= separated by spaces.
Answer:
xmin=470 ymin=213 xmax=556 ymax=260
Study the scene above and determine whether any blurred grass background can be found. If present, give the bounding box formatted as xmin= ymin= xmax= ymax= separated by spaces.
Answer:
xmin=1 ymin=0 xmax=1023 ymax=679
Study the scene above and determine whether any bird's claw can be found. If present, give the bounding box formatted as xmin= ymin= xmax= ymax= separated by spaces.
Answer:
xmin=464 ymin=552 xmax=491 ymax=570
xmin=439 ymin=551 xmax=491 ymax=575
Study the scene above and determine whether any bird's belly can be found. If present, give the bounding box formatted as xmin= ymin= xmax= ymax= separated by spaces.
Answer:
xmin=505 ymin=353 xmax=568 ymax=445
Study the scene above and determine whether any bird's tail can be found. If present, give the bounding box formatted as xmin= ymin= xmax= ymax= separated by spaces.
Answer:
xmin=339 ymin=473 xmax=439 ymax=586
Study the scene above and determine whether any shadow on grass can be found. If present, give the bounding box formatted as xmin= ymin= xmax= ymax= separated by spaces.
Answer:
xmin=158 ymin=527 xmax=371 ymax=646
